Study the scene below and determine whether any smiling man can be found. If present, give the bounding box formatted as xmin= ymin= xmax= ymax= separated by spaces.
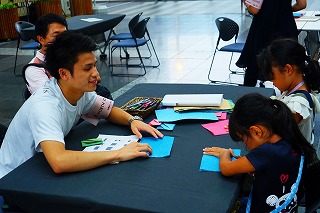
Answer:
xmin=0 ymin=31 xmax=163 ymax=178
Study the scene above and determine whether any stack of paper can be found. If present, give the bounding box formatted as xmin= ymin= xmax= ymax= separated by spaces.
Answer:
xmin=173 ymin=99 xmax=234 ymax=112
xmin=161 ymin=94 xmax=223 ymax=107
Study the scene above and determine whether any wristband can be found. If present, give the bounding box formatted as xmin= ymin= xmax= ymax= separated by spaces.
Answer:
xmin=128 ymin=116 xmax=143 ymax=126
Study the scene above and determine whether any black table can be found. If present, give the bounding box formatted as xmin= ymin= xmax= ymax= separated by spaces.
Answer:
xmin=0 ymin=83 xmax=275 ymax=213
xmin=22 ymin=14 xmax=126 ymax=58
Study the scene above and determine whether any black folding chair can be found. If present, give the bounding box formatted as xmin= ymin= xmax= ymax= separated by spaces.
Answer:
xmin=110 ymin=17 xmax=160 ymax=76
xmin=208 ymin=17 xmax=245 ymax=84
xmin=14 ymin=21 xmax=40 ymax=75
xmin=108 ymin=12 xmax=144 ymax=59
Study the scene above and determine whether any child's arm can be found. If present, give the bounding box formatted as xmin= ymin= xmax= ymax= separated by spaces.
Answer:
xmin=293 ymin=112 xmax=303 ymax=124
xmin=203 ymin=147 xmax=255 ymax=176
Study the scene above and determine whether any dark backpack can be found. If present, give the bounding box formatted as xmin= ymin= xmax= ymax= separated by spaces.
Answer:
xmin=22 ymin=63 xmax=47 ymax=86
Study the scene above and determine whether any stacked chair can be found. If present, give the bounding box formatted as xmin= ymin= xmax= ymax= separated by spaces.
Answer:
xmin=109 ymin=13 xmax=160 ymax=76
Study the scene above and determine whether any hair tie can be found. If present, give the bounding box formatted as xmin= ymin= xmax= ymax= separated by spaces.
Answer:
xmin=270 ymin=99 xmax=278 ymax=109
xmin=305 ymin=55 xmax=311 ymax=64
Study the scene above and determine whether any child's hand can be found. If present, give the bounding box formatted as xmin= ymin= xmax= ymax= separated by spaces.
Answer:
xmin=229 ymin=148 xmax=242 ymax=159
xmin=203 ymin=147 xmax=231 ymax=158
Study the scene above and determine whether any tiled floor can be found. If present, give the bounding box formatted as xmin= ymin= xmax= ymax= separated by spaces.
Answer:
xmin=0 ymin=0 xmax=319 ymax=127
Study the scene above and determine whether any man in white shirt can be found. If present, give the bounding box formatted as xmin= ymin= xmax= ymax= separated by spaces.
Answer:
xmin=0 ymin=31 xmax=163 ymax=178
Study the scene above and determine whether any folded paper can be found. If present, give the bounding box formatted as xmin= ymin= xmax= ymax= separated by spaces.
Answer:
xmin=200 ymin=149 xmax=241 ymax=172
xmin=157 ymin=123 xmax=176 ymax=130
xmin=202 ymin=120 xmax=229 ymax=136
xmin=155 ymin=108 xmax=218 ymax=122
xmin=140 ymin=136 xmax=174 ymax=157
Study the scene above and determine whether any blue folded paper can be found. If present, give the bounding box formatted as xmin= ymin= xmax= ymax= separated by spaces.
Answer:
xmin=200 ymin=149 xmax=241 ymax=172
xmin=140 ymin=136 xmax=174 ymax=157
xmin=155 ymin=108 xmax=218 ymax=122
xmin=157 ymin=123 xmax=176 ymax=130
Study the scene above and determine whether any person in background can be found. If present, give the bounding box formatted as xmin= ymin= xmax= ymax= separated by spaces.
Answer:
xmin=0 ymin=31 xmax=163 ymax=179
xmin=257 ymin=38 xmax=320 ymax=146
xmin=25 ymin=13 xmax=112 ymax=99
xmin=236 ymin=0 xmax=306 ymax=87
xmin=25 ymin=13 xmax=67 ymax=94
xmin=203 ymin=93 xmax=318 ymax=212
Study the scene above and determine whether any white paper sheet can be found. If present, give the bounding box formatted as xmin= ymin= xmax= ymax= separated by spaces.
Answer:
xmin=83 ymin=134 xmax=139 ymax=152
xmin=80 ymin=18 xmax=103 ymax=22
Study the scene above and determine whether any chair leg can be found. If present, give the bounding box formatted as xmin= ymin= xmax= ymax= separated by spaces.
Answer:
xmin=148 ymin=38 xmax=160 ymax=67
xmin=135 ymin=46 xmax=147 ymax=76
xmin=119 ymin=43 xmax=152 ymax=60
xmin=228 ymin=53 xmax=244 ymax=74
xmin=13 ymin=40 xmax=20 ymax=75
xmin=208 ymin=49 xmax=218 ymax=82
xmin=110 ymin=38 xmax=160 ymax=76
xmin=208 ymin=50 xmax=242 ymax=85
xmin=111 ymin=46 xmax=147 ymax=77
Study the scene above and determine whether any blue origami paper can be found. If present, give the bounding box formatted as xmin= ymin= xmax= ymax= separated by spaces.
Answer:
xmin=155 ymin=108 xmax=218 ymax=122
xmin=140 ymin=136 xmax=174 ymax=157
xmin=200 ymin=149 xmax=241 ymax=172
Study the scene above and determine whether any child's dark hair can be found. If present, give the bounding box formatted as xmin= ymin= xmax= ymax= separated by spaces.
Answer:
xmin=257 ymin=38 xmax=320 ymax=92
xmin=45 ymin=31 xmax=97 ymax=79
xmin=229 ymin=93 xmax=318 ymax=167
xmin=35 ymin=13 xmax=68 ymax=38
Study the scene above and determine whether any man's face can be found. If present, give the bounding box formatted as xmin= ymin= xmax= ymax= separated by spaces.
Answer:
xmin=38 ymin=23 xmax=67 ymax=53
xmin=68 ymin=52 xmax=101 ymax=93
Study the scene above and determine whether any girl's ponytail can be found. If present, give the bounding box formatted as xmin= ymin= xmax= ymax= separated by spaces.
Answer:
xmin=304 ymin=57 xmax=320 ymax=92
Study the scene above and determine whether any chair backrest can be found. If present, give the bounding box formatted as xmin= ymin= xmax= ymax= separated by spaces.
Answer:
xmin=128 ymin=12 xmax=143 ymax=31
xmin=130 ymin=17 xmax=150 ymax=40
xmin=304 ymin=160 xmax=320 ymax=212
xmin=215 ymin=17 xmax=239 ymax=42
xmin=0 ymin=123 xmax=8 ymax=148
xmin=14 ymin=21 xmax=35 ymax=41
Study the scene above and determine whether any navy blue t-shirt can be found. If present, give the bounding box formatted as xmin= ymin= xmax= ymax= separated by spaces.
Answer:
xmin=246 ymin=140 xmax=301 ymax=212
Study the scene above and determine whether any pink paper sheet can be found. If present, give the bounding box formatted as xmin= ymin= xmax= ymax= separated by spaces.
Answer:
xmin=202 ymin=120 xmax=229 ymax=136
xmin=214 ymin=112 xmax=227 ymax=120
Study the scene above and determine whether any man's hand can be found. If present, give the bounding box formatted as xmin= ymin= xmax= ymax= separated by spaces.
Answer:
xmin=117 ymin=142 xmax=152 ymax=161
xmin=130 ymin=120 xmax=164 ymax=139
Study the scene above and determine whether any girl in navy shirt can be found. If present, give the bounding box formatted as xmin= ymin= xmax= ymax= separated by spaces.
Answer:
xmin=203 ymin=93 xmax=318 ymax=212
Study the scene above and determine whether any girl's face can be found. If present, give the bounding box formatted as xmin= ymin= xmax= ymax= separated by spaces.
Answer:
xmin=271 ymin=66 xmax=290 ymax=92
xmin=241 ymin=135 xmax=257 ymax=150
xmin=240 ymin=125 xmax=271 ymax=150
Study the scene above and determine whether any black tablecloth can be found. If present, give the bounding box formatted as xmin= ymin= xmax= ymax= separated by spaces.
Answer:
xmin=0 ymin=83 xmax=274 ymax=213
xmin=22 ymin=14 xmax=125 ymax=41
xmin=67 ymin=14 xmax=125 ymax=36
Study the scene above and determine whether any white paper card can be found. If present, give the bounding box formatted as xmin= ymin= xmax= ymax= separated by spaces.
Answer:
xmin=81 ymin=18 xmax=103 ymax=22
xmin=83 ymin=134 xmax=139 ymax=152
xmin=162 ymin=94 xmax=223 ymax=107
